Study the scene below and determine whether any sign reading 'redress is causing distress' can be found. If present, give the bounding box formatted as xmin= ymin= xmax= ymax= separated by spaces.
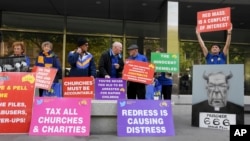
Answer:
xmin=117 ymin=100 xmax=175 ymax=136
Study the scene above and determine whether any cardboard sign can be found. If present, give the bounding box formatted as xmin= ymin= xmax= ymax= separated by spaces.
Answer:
xmin=63 ymin=77 xmax=94 ymax=98
xmin=117 ymin=100 xmax=175 ymax=136
xmin=0 ymin=72 xmax=35 ymax=133
xmin=122 ymin=60 xmax=155 ymax=84
xmin=197 ymin=7 xmax=231 ymax=32
xmin=95 ymin=78 xmax=126 ymax=100
xmin=32 ymin=66 xmax=57 ymax=90
xmin=151 ymin=52 xmax=179 ymax=73
xmin=29 ymin=97 xmax=91 ymax=136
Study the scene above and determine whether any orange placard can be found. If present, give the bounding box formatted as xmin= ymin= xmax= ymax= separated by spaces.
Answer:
xmin=122 ymin=60 xmax=155 ymax=84
xmin=63 ymin=77 xmax=94 ymax=98
xmin=32 ymin=66 xmax=57 ymax=90
xmin=0 ymin=72 xmax=35 ymax=133
xmin=197 ymin=7 xmax=231 ymax=33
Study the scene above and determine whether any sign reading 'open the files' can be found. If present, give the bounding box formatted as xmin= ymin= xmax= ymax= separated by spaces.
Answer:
xmin=117 ymin=100 xmax=175 ymax=136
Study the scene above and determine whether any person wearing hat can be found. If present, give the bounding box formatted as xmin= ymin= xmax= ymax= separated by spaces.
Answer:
xmin=35 ymin=41 xmax=62 ymax=97
xmin=126 ymin=44 xmax=148 ymax=99
xmin=67 ymin=37 xmax=96 ymax=77
xmin=98 ymin=41 xmax=124 ymax=78
xmin=196 ymin=24 xmax=232 ymax=64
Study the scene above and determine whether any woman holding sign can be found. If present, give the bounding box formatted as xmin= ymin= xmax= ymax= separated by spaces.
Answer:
xmin=196 ymin=24 xmax=232 ymax=64
xmin=35 ymin=41 xmax=62 ymax=97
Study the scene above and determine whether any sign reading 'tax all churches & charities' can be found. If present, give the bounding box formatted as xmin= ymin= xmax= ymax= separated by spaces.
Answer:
xmin=117 ymin=100 xmax=175 ymax=136
xmin=29 ymin=97 xmax=91 ymax=136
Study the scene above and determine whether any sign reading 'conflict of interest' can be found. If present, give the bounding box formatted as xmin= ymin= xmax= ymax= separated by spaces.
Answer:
xmin=197 ymin=7 xmax=231 ymax=33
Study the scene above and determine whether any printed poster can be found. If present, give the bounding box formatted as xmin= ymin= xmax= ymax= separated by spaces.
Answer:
xmin=29 ymin=97 xmax=91 ymax=136
xmin=151 ymin=52 xmax=179 ymax=73
xmin=192 ymin=64 xmax=244 ymax=130
xmin=117 ymin=100 xmax=175 ymax=136
xmin=122 ymin=60 xmax=155 ymax=84
xmin=0 ymin=72 xmax=36 ymax=133
xmin=197 ymin=7 xmax=231 ymax=32
xmin=63 ymin=77 xmax=94 ymax=98
xmin=95 ymin=78 xmax=126 ymax=100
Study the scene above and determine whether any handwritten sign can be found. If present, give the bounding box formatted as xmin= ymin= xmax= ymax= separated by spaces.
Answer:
xmin=29 ymin=97 xmax=91 ymax=136
xmin=32 ymin=66 xmax=57 ymax=90
xmin=117 ymin=100 xmax=175 ymax=136
xmin=95 ymin=78 xmax=126 ymax=100
xmin=63 ymin=77 xmax=94 ymax=98
xmin=197 ymin=7 xmax=231 ymax=32
xmin=122 ymin=60 xmax=155 ymax=84
xmin=0 ymin=72 xmax=35 ymax=133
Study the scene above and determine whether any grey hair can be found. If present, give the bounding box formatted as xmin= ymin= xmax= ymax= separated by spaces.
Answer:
xmin=41 ymin=41 xmax=53 ymax=49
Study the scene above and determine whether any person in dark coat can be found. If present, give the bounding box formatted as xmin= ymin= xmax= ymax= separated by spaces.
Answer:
xmin=98 ymin=41 xmax=124 ymax=78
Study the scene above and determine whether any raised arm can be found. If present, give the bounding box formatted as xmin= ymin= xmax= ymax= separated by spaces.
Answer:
xmin=196 ymin=27 xmax=208 ymax=57
xmin=223 ymin=24 xmax=233 ymax=56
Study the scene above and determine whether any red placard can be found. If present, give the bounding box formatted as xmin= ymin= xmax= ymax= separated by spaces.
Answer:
xmin=122 ymin=60 xmax=155 ymax=84
xmin=0 ymin=72 xmax=35 ymax=133
xmin=32 ymin=66 xmax=57 ymax=90
xmin=63 ymin=77 xmax=94 ymax=98
xmin=197 ymin=7 xmax=231 ymax=33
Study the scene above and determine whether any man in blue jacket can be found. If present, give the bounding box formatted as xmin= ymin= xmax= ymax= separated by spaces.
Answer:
xmin=126 ymin=44 xmax=148 ymax=99
xmin=67 ymin=37 xmax=96 ymax=77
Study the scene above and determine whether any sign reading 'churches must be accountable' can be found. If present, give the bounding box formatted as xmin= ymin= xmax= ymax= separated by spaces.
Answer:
xmin=197 ymin=7 xmax=231 ymax=33
xmin=63 ymin=77 xmax=94 ymax=98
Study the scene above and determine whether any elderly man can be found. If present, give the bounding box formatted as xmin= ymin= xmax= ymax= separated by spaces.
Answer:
xmin=126 ymin=44 xmax=148 ymax=99
xmin=98 ymin=41 xmax=124 ymax=78
xmin=191 ymin=71 xmax=244 ymax=127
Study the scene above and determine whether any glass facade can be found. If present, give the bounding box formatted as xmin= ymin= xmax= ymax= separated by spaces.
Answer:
xmin=1 ymin=11 xmax=249 ymax=96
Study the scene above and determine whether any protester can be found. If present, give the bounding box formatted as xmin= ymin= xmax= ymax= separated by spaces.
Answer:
xmin=98 ymin=41 xmax=124 ymax=78
xmin=67 ymin=37 xmax=96 ymax=77
xmin=126 ymin=44 xmax=148 ymax=99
